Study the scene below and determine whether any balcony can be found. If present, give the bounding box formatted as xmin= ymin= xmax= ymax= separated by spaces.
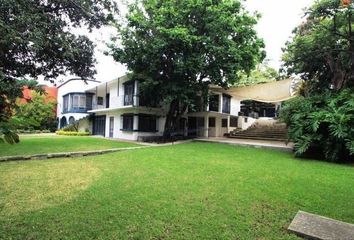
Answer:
xmin=90 ymin=95 xmax=140 ymax=110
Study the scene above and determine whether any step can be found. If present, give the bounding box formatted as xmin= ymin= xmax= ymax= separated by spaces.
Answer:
xmin=229 ymin=135 xmax=288 ymax=142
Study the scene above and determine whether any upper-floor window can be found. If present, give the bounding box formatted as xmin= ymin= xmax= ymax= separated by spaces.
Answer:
xmin=222 ymin=94 xmax=231 ymax=114
xmin=97 ymin=97 xmax=104 ymax=105
xmin=62 ymin=93 xmax=93 ymax=113
xmin=63 ymin=95 xmax=69 ymax=112
xmin=124 ymin=81 xmax=135 ymax=106
xmin=72 ymin=95 xmax=86 ymax=109
xmin=209 ymin=95 xmax=219 ymax=112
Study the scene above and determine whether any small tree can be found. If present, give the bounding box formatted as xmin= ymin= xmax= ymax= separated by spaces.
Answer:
xmin=109 ymin=0 xmax=265 ymax=137
xmin=12 ymin=91 xmax=57 ymax=131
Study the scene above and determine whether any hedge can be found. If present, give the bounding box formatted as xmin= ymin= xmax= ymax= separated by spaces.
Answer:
xmin=55 ymin=131 xmax=91 ymax=136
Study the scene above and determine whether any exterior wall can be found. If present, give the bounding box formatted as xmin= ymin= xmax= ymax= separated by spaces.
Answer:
xmin=230 ymin=98 xmax=241 ymax=116
xmin=238 ymin=116 xmax=257 ymax=130
xmin=93 ymin=109 xmax=165 ymax=141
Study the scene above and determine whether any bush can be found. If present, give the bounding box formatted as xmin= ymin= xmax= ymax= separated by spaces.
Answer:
xmin=56 ymin=131 xmax=91 ymax=136
xmin=280 ymin=89 xmax=354 ymax=163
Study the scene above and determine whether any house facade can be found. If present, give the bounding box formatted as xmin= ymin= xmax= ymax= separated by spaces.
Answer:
xmin=57 ymin=75 xmax=297 ymax=141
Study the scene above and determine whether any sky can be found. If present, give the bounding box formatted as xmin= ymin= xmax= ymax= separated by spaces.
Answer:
xmin=49 ymin=0 xmax=315 ymax=85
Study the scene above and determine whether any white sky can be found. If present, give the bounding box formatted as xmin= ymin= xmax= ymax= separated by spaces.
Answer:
xmin=45 ymin=0 xmax=315 ymax=85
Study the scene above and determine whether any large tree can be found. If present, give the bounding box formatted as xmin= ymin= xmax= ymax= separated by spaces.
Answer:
xmin=0 ymin=0 xmax=117 ymax=143
xmin=282 ymin=0 xmax=354 ymax=93
xmin=109 ymin=0 xmax=265 ymax=137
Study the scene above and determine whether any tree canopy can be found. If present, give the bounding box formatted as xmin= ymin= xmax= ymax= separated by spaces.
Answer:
xmin=109 ymin=0 xmax=265 ymax=136
xmin=282 ymin=0 xmax=354 ymax=93
xmin=0 ymin=0 xmax=117 ymax=142
xmin=11 ymin=91 xmax=57 ymax=131
xmin=235 ymin=64 xmax=278 ymax=87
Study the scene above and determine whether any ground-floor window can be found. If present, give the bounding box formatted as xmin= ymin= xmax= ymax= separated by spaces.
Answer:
xmin=222 ymin=118 xmax=228 ymax=128
xmin=230 ymin=117 xmax=238 ymax=127
xmin=209 ymin=117 xmax=216 ymax=127
xmin=138 ymin=115 xmax=157 ymax=132
xmin=122 ymin=114 xmax=134 ymax=131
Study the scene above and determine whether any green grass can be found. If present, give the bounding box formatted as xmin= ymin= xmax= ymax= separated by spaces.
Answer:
xmin=0 ymin=135 xmax=140 ymax=156
xmin=0 ymin=142 xmax=353 ymax=239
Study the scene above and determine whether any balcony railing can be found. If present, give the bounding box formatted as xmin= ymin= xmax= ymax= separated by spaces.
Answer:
xmin=124 ymin=94 xmax=134 ymax=106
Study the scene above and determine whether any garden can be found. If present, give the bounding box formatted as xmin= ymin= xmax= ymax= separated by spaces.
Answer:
xmin=0 ymin=142 xmax=353 ymax=239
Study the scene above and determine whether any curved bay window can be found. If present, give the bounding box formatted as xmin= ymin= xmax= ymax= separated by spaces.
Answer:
xmin=62 ymin=93 xmax=93 ymax=113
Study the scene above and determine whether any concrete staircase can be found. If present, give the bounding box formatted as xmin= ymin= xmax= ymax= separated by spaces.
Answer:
xmin=229 ymin=122 xmax=288 ymax=142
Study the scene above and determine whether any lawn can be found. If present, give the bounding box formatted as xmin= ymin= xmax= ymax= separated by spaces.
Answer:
xmin=0 ymin=142 xmax=353 ymax=239
xmin=0 ymin=135 xmax=140 ymax=157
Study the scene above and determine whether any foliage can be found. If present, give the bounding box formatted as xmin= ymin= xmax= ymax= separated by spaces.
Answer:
xmin=0 ymin=122 xmax=19 ymax=144
xmin=109 ymin=0 xmax=265 ymax=136
xmin=55 ymin=131 xmax=90 ymax=136
xmin=11 ymin=91 xmax=57 ymax=132
xmin=280 ymin=89 xmax=354 ymax=163
xmin=0 ymin=0 xmax=117 ymax=142
xmin=282 ymin=0 xmax=354 ymax=93
xmin=235 ymin=64 xmax=278 ymax=87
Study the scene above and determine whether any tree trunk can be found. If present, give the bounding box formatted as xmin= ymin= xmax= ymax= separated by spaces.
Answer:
xmin=163 ymin=99 xmax=179 ymax=139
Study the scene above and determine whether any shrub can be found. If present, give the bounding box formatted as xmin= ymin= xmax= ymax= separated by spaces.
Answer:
xmin=280 ymin=89 xmax=354 ymax=163
xmin=56 ymin=131 xmax=90 ymax=136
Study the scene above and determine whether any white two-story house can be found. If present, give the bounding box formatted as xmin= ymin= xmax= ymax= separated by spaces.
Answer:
xmin=57 ymin=75 xmax=297 ymax=141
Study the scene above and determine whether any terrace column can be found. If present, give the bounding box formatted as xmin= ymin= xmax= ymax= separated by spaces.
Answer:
xmin=133 ymin=115 xmax=139 ymax=131
xmin=204 ymin=116 xmax=209 ymax=138
xmin=218 ymin=94 xmax=223 ymax=113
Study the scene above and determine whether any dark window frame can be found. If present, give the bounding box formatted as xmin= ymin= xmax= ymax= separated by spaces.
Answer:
xmin=121 ymin=114 xmax=134 ymax=131
xmin=230 ymin=117 xmax=238 ymax=127
xmin=222 ymin=118 xmax=228 ymax=128
xmin=222 ymin=94 xmax=231 ymax=114
xmin=138 ymin=115 xmax=157 ymax=132
xmin=209 ymin=117 xmax=216 ymax=127
xmin=209 ymin=95 xmax=219 ymax=112
xmin=97 ymin=96 xmax=104 ymax=105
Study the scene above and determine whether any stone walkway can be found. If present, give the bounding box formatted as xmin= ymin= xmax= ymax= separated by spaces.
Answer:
xmin=0 ymin=146 xmax=148 ymax=162
xmin=288 ymin=211 xmax=354 ymax=240
xmin=195 ymin=137 xmax=293 ymax=152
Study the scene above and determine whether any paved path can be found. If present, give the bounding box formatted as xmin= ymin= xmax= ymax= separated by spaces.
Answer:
xmin=288 ymin=211 xmax=354 ymax=240
xmin=195 ymin=137 xmax=293 ymax=152
xmin=0 ymin=146 xmax=149 ymax=162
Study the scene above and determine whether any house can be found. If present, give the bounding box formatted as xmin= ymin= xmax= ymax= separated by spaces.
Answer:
xmin=57 ymin=75 xmax=297 ymax=141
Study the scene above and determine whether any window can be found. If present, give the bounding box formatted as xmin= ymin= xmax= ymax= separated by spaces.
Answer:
xmin=63 ymin=95 xmax=69 ymax=112
xmin=122 ymin=115 xmax=134 ymax=131
xmin=79 ymin=95 xmax=86 ymax=108
xmin=138 ymin=115 xmax=157 ymax=132
xmin=72 ymin=95 xmax=79 ymax=108
xmin=97 ymin=97 xmax=104 ymax=105
xmin=124 ymin=81 xmax=135 ymax=106
xmin=209 ymin=117 xmax=216 ymax=127
xmin=222 ymin=118 xmax=228 ymax=128
xmin=222 ymin=94 xmax=231 ymax=113
xmin=230 ymin=117 xmax=238 ymax=127
xmin=72 ymin=94 xmax=86 ymax=109
xmin=209 ymin=95 xmax=219 ymax=112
